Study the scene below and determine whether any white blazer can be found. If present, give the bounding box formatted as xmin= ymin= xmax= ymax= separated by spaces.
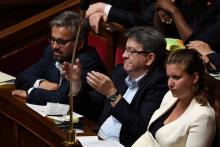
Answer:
xmin=132 ymin=90 xmax=216 ymax=147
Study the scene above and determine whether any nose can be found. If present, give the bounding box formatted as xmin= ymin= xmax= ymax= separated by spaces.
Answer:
xmin=122 ymin=51 xmax=129 ymax=59
xmin=168 ymin=78 xmax=174 ymax=89
xmin=51 ymin=41 xmax=60 ymax=49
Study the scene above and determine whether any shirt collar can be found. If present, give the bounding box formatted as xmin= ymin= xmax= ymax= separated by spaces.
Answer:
xmin=125 ymin=72 xmax=147 ymax=89
xmin=55 ymin=61 xmax=63 ymax=73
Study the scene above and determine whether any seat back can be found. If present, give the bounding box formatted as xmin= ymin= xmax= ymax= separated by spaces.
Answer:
xmin=115 ymin=47 xmax=124 ymax=65
xmin=0 ymin=37 xmax=47 ymax=76
xmin=204 ymin=74 xmax=220 ymax=147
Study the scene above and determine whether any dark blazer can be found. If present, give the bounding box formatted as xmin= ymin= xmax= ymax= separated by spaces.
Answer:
xmin=208 ymin=52 xmax=220 ymax=71
xmin=15 ymin=45 xmax=107 ymax=106
xmin=107 ymin=0 xmax=155 ymax=27
xmin=94 ymin=64 xmax=168 ymax=147
xmin=185 ymin=0 xmax=220 ymax=52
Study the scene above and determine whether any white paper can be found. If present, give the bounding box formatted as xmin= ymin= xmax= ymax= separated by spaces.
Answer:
xmin=47 ymin=112 xmax=83 ymax=123
xmin=77 ymin=137 xmax=124 ymax=147
xmin=77 ymin=136 xmax=99 ymax=146
xmin=26 ymin=103 xmax=47 ymax=117
xmin=46 ymin=102 xmax=69 ymax=115
xmin=0 ymin=71 xmax=15 ymax=84
xmin=26 ymin=102 xmax=83 ymax=121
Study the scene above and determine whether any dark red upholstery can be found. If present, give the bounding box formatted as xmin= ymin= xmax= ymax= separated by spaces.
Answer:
xmin=115 ymin=47 xmax=124 ymax=65
xmin=88 ymin=32 xmax=113 ymax=74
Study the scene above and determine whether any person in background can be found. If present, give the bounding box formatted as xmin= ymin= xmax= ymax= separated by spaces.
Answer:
xmin=187 ymin=40 xmax=220 ymax=72
xmin=132 ymin=49 xmax=216 ymax=147
xmin=12 ymin=11 xmax=107 ymax=122
xmin=85 ymin=0 xmax=155 ymax=33
xmin=154 ymin=0 xmax=220 ymax=52
xmin=63 ymin=26 xmax=169 ymax=146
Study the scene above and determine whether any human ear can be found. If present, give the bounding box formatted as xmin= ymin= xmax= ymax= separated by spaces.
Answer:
xmin=192 ymin=72 xmax=199 ymax=84
xmin=145 ymin=53 xmax=156 ymax=66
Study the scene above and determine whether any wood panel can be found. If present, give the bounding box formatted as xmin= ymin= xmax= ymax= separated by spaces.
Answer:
xmin=0 ymin=93 xmax=66 ymax=146
xmin=0 ymin=0 xmax=80 ymax=55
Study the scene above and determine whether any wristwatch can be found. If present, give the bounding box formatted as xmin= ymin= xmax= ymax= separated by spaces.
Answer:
xmin=107 ymin=91 xmax=118 ymax=102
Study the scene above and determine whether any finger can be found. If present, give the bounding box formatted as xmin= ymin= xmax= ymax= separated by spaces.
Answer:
xmin=87 ymin=71 xmax=100 ymax=82
xmin=95 ymin=21 xmax=99 ymax=33
xmin=75 ymin=58 xmax=81 ymax=69
xmin=86 ymin=4 xmax=96 ymax=17
xmin=86 ymin=76 xmax=98 ymax=89
xmin=91 ymin=71 xmax=109 ymax=80
xmin=103 ymin=15 xmax=108 ymax=22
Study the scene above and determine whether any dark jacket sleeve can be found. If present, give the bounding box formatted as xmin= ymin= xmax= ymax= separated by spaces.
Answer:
xmin=208 ymin=52 xmax=220 ymax=71
xmin=27 ymin=79 xmax=69 ymax=105
xmin=108 ymin=0 xmax=155 ymax=27
xmin=15 ymin=46 xmax=51 ymax=90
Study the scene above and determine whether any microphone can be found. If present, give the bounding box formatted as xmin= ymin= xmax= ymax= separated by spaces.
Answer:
xmin=80 ymin=0 xmax=90 ymax=11
xmin=64 ymin=0 xmax=91 ymax=145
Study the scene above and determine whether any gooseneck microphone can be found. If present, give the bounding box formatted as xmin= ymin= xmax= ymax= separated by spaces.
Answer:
xmin=65 ymin=0 xmax=90 ymax=146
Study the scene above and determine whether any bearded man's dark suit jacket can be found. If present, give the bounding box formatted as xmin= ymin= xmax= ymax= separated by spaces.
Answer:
xmin=15 ymin=45 xmax=107 ymax=121
xmin=106 ymin=0 xmax=155 ymax=27
xmin=87 ymin=64 xmax=168 ymax=147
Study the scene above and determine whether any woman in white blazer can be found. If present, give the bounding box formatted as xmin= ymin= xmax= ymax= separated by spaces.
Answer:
xmin=132 ymin=49 xmax=216 ymax=147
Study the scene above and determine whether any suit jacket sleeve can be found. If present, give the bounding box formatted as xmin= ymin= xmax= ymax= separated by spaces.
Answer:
xmin=15 ymin=46 xmax=51 ymax=90
xmin=27 ymin=79 xmax=69 ymax=105
xmin=208 ymin=52 xmax=220 ymax=71
xmin=108 ymin=0 xmax=155 ymax=27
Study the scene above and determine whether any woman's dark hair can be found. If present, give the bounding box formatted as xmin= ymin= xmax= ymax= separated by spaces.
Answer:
xmin=166 ymin=49 xmax=207 ymax=105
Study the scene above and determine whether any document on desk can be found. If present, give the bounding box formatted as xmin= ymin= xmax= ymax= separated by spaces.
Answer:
xmin=77 ymin=136 xmax=124 ymax=147
xmin=0 ymin=71 xmax=15 ymax=85
xmin=26 ymin=102 xmax=83 ymax=121
xmin=26 ymin=102 xmax=69 ymax=117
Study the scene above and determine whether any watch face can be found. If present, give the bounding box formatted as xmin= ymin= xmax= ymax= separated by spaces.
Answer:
xmin=109 ymin=94 xmax=117 ymax=102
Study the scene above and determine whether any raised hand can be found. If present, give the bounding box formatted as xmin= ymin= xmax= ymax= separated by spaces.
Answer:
xmin=62 ymin=59 xmax=82 ymax=96
xmin=86 ymin=71 xmax=116 ymax=97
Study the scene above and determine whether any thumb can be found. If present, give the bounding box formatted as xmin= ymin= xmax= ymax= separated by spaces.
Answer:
xmin=103 ymin=15 xmax=108 ymax=22
xmin=75 ymin=58 xmax=81 ymax=69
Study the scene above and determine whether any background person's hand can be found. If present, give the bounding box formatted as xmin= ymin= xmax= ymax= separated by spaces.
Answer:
xmin=88 ymin=12 xmax=108 ymax=33
xmin=186 ymin=40 xmax=213 ymax=56
xmin=157 ymin=9 xmax=173 ymax=24
xmin=156 ymin=0 xmax=177 ymax=15
xmin=86 ymin=2 xmax=106 ymax=17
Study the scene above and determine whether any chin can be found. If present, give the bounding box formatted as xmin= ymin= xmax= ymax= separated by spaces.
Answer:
xmin=171 ymin=91 xmax=178 ymax=97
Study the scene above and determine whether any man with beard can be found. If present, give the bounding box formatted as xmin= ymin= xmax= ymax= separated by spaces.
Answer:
xmin=12 ymin=11 xmax=107 ymax=122
xmin=63 ymin=26 xmax=169 ymax=146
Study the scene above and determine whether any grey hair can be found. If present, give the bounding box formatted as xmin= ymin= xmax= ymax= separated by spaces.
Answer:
xmin=49 ymin=11 xmax=80 ymax=39
xmin=126 ymin=26 xmax=167 ymax=66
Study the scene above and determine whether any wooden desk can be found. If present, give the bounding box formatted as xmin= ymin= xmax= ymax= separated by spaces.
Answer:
xmin=0 ymin=84 xmax=97 ymax=147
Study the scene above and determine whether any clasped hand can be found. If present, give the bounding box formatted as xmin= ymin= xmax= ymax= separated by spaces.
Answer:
xmin=86 ymin=2 xmax=108 ymax=33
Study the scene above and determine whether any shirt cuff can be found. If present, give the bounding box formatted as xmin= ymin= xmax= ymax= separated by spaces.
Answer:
xmin=33 ymin=79 xmax=44 ymax=88
xmin=104 ymin=4 xmax=112 ymax=17
xmin=27 ymin=87 xmax=34 ymax=95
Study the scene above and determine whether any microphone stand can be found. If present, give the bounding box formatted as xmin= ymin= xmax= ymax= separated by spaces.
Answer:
xmin=64 ymin=10 xmax=85 ymax=146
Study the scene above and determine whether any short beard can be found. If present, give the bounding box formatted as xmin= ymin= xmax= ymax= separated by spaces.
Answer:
xmin=55 ymin=53 xmax=71 ymax=63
